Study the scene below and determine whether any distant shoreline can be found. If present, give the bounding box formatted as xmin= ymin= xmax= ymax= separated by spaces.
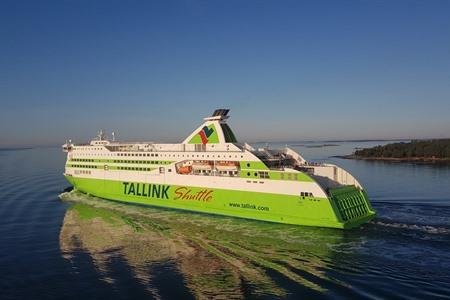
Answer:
xmin=336 ymin=155 xmax=450 ymax=163
xmin=0 ymin=147 xmax=33 ymax=151
xmin=337 ymin=139 xmax=450 ymax=164
xmin=290 ymin=143 xmax=340 ymax=148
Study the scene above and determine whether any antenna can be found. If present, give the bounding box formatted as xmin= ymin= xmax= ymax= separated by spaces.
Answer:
xmin=97 ymin=130 xmax=105 ymax=141
xmin=112 ymin=131 xmax=116 ymax=142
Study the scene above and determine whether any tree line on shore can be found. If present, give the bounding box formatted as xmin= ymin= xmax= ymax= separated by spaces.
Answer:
xmin=354 ymin=139 xmax=450 ymax=158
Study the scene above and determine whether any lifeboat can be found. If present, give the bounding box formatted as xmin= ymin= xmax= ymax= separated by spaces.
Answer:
xmin=178 ymin=166 xmax=192 ymax=174
xmin=216 ymin=161 xmax=238 ymax=171
xmin=216 ymin=161 xmax=237 ymax=166
xmin=192 ymin=162 xmax=213 ymax=171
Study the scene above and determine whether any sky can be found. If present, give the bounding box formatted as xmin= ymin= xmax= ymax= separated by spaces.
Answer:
xmin=1 ymin=0 xmax=449 ymax=147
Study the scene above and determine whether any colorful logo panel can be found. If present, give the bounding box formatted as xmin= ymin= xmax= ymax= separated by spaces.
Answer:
xmin=188 ymin=124 xmax=219 ymax=144
xmin=199 ymin=126 xmax=214 ymax=144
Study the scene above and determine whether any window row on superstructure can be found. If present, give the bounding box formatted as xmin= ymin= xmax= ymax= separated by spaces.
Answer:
xmin=71 ymin=164 xmax=98 ymax=169
xmin=280 ymin=173 xmax=301 ymax=180
xmin=113 ymin=159 xmax=170 ymax=164
xmin=73 ymin=147 xmax=104 ymax=151
xmin=117 ymin=152 xmax=159 ymax=157
xmin=300 ymin=192 xmax=314 ymax=197
xmin=72 ymin=158 xmax=95 ymax=162
xmin=116 ymin=152 xmax=245 ymax=159
xmin=72 ymin=150 xmax=246 ymax=160
xmin=74 ymin=170 xmax=92 ymax=175
xmin=118 ymin=166 xmax=153 ymax=171
xmin=70 ymin=158 xmax=172 ymax=165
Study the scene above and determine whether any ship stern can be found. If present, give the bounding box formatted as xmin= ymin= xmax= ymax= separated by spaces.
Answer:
xmin=328 ymin=186 xmax=376 ymax=229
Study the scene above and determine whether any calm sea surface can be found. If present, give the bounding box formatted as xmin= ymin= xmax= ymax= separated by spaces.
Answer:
xmin=0 ymin=142 xmax=449 ymax=299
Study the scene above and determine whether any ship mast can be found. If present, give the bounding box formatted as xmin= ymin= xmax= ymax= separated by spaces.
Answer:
xmin=97 ymin=130 xmax=106 ymax=141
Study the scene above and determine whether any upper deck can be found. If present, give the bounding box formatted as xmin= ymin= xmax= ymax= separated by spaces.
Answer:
xmin=62 ymin=109 xmax=363 ymax=191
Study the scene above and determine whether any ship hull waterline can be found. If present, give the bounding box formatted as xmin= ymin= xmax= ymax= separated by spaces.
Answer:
xmin=65 ymin=175 xmax=376 ymax=229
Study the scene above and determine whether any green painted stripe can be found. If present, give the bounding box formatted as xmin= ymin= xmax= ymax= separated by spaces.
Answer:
xmin=64 ymin=175 xmax=375 ymax=229
xmin=240 ymin=170 xmax=313 ymax=182
xmin=267 ymin=171 xmax=314 ymax=182
xmin=239 ymin=161 xmax=269 ymax=170
xmin=238 ymin=162 xmax=313 ymax=181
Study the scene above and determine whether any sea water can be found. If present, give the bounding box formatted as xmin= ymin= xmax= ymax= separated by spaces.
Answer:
xmin=0 ymin=143 xmax=449 ymax=299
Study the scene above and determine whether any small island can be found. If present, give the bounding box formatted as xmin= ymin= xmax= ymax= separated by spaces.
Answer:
xmin=341 ymin=139 xmax=450 ymax=163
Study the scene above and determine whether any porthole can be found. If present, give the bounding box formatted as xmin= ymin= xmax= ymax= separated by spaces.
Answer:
xmin=247 ymin=172 xmax=250 ymax=176
xmin=247 ymin=163 xmax=250 ymax=167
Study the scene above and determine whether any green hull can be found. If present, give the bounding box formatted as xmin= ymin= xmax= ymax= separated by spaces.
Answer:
xmin=65 ymin=175 xmax=376 ymax=229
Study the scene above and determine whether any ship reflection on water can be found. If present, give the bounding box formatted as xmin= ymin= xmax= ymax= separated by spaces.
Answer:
xmin=59 ymin=190 xmax=349 ymax=299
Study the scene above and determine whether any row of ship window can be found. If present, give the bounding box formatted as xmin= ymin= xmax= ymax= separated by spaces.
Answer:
xmin=118 ymin=166 xmax=153 ymax=171
xmin=300 ymin=192 xmax=314 ymax=197
xmin=193 ymin=170 xmax=239 ymax=176
xmin=113 ymin=160 xmax=169 ymax=164
xmin=74 ymin=170 xmax=92 ymax=175
xmin=71 ymin=164 xmax=97 ymax=169
xmin=245 ymin=171 xmax=270 ymax=179
xmin=72 ymin=158 xmax=95 ymax=162
xmin=280 ymin=173 xmax=301 ymax=181
xmin=118 ymin=153 xmax=159 ymax=157
xmin=70 ymin=158 xmax=168 ymax=164
xmin=74 ymin=147 xmax=103 ymax=150
xmin=118 ymin=153 xmax=245 ymax=159
xmin=245 ymin=171 xmax=302 ymax=181
xmin=72 ymin=151 xmax=245 ymax=160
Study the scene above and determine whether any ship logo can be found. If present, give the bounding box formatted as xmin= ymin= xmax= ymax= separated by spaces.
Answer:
xmin=199 ymin=126 xmax=214 ymax=144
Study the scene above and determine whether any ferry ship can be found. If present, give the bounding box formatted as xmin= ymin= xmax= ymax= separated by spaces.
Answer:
xmin=62 ymin=109 xmax=376 ymax=229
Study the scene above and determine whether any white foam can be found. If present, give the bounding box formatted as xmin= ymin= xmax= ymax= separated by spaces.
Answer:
xmin=372 ymin=220 xmax=450 ymax=235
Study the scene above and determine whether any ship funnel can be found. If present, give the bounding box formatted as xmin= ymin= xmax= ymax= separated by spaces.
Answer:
xmin=203 ymin=109 xmax=230 ymax=121
xmin=182 ymin=109 xmax=237 ymax=144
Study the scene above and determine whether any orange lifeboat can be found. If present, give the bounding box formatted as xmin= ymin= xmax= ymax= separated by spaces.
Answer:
xmin=178 ymin=166 xmax=192 ymax=174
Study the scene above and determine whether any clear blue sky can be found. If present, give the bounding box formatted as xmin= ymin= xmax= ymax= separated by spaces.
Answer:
xmin=1 ymin=0 xmax=449 ymax=147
